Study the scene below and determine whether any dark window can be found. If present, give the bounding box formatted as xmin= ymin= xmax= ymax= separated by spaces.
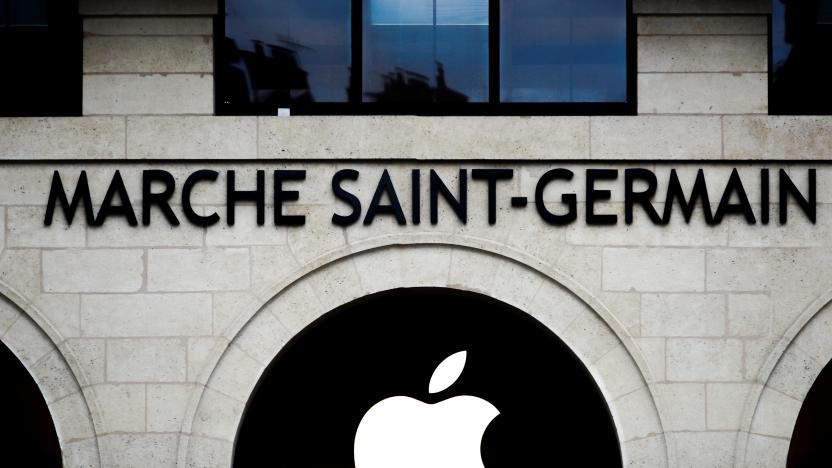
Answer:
xmin=233 ymin=288 xmax=621 ymax=467
xmin=0 ymin=339 xmax=62 ymax=467
xmin=771 ymin=0 xmax=832 ymax=114
xmin=788 ymin=358 xmax=832 ymax=467
xmin=217 ymin=0 xmax=633 ymax=115
xmin=0 ymin=0 xmax=81 ymax=116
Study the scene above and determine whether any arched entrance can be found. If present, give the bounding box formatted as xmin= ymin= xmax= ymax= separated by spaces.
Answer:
xmin=788 ymin=359 xmax=832 ymax=467
xmin=232 ymin=287 xmax=621 ymax=467
xmin=0 ymin=339 xmax=62 ymax=467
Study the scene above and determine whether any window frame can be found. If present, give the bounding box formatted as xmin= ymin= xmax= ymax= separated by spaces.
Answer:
xmin=214 ymin=0 xmax=636 ymax=116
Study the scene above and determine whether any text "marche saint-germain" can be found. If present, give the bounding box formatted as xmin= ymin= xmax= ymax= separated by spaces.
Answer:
xmin=43 ymin=168 xmax=816 ymax=228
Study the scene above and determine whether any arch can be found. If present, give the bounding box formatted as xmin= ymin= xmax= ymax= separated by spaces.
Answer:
xmin=0 ymin=292 xmax=101 ymax=467
xmin=739 ymin=292 xmax=832 ymax=468
xmin=179 ymin=242 xmax=668 ymax=468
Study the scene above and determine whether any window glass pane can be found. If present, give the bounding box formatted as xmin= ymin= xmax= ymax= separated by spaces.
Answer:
xmin=500 ymin=0 xmax=626 ymax=103
xmin=221 ymin=0 xmax=351 ymax=112
xmin=363 ymin=0 xmax=489 ymax=103
xmin=771 ymin=0 xmax=832 ymax=114
xmin=9 ymin=0 xmax=47 ymax=26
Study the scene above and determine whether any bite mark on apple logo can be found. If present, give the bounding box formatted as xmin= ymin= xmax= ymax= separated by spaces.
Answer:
xmin=353 ymin=351 xmax=500 ymax=468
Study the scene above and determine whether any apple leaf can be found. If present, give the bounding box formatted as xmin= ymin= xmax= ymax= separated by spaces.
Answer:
xmin=428 ymin=350 xmax=467 ymax=394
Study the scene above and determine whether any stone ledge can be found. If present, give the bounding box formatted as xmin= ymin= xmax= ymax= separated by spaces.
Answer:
xmin=1 ymin=116 xmax=831 ymax=160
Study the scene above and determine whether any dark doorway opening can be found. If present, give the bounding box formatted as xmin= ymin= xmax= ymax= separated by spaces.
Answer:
xmin=0 ymin=339 xmax=62 ymax=467
xmin=788 ymin=357 xmax=832 ymax=467
xmin=233 ymin=287 xmax=621 ymax=467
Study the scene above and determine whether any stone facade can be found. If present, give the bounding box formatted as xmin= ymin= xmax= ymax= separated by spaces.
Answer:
xmin=1 ymin=0 xmax=830 ymax=467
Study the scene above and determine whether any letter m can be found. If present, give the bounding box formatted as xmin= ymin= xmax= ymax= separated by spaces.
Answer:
xmin=44 ymin=171 xmax=96 ymax=226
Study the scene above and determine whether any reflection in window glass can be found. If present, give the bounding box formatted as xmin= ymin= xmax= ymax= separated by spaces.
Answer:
xmin=363 ymin=0 xmax=489 ymax=103
xmin=500 ymin=0 xmax=626 ymax=102
xmin=771 ymin=0 xmax=832 ymax=114
xmin=221 ymin=0 xmax=351 ymax=112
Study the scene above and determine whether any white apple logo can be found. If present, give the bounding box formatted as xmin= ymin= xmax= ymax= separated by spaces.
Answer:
xmin=354 ymin=351 xmax=499 ymax=468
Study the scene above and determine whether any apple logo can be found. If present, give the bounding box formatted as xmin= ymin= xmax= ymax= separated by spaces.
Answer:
xmin=353 ymin=350 xmax=499 ymax=468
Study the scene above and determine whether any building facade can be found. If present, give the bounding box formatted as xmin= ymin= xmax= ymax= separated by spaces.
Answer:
xmin=0 ymin=0 xmax=830 ymax=467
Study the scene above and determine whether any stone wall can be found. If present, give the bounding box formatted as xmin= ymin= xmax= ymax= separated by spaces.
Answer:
xmin=0 ymin=0 xmax=830 ymax=467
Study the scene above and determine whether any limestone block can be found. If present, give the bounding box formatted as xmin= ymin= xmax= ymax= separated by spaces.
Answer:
xmin=147 ymin=248 xmax=250 ymax=292
xmin=0 ymin=117 xmax=125 ymax=159
xmin=766 ymin=346 xmax=825 ymax=401
xmin=634 ymin=337 xmax=666 ymax=382
xmin=0 ymin=249 xmax=41 ymax=298
xmin=352 ymin=247 xmax=405 ymax=296
xmin=602 ymin=248 xmax=705 ymax=292
xmin=286 ymin=205 xmax=348 ymax=264
xmin=592 ymin=345 xmax=646 ymax=399
xmin=87 ymin=208 xmax=205 ymax=248
xmin=622 ymin=435 xmax=667 ymax=467
xmin=62 ymin=438 xmax=100 ymax=468
xmin=2 ymin=317 xmax=55 ymax=367
xmin=707 ymin=248 xmax=832 ymax=292
xmin=638 ymin=36 xmax=766 ymax=72
xmin=749 ymin=388 xmax=802 ymax=438
xmin=187 ymin=336 xmax=227 ymax=383
xmin=666 ymin=338 xmax=743 ymax=381
xmin=560 ymin=312 xmax=621 ymax=365
xmin=84 ymin=36 xmax=212 ymax=74
xmin=206 ymin=345 xmax=263 ymax=402
xmin=265 ymin=280 xmax=327 ymax=335
xmin=641 ymin=293 xmax=726 ymax=337
xmin=43 ymin=249 xmax=143 ymax=293
xmin=83 ymin=74 xmax=213 ymax=115
xmin=726 ymin=204 xmax=832 ymax=248
xmin=212 ymin=291 xmax=262 ymax=337
xmin=610 ymin=387 xmax=664 ymax=442
xmin=258 ymin=116 xmax=590 ymax=160
xmin=565 ymin=202 xmax=729 ymax=247
xmin=107 ymin=338 xmax=187 ymax=382
xmin=147 ymin=383 xmax=195 ymax=432
xmin=743 ymin=434 xmax=790 ymax=468
xmin=599 ymin=292 xmax=641 ymax=336
xmin=637 ymin=16 xmax=767 ymax=35
xmin=87 ymin=384 xmax=146 ymax=432
xmin=0 ymin=297 xmax=19 ymax=336
xmin=590 ymin=116 xmax=721 ymax=160
xmin=743 ymin=337 xmax=777 ymax=381
xmin=80 ymin=293 xmax=212 ymax=337
xmin=638 ymin=73 xmax=767 ymax=114
xmin=30 ymin=349 xmax=80 ymax=403
xmin=80 ymin=0 xmax=217 ymax=15
xmin=205 ymin=206 xmax=288 ymax=246
xmin=126 ymin=116 xmax=257 ymax=159
xmin=723 ymin=116 xmax=832 ymax=160
xmin=191 ymin=387 xmax=245 ymax=441
xmin=396 ymin=246 xmax=453 ymax=288
xmin=793 ymin=305 xmax=832 ymax=366
xmin=654 ymin=383 xmax=707 ymax=431
xmin=183 ymin=435 xmax=233 ymax=468
xmin=526 ymin=282 xmax=585 ymax=338
xmin=98 ymin=433 xmax=178 ymax=468
xmin=670 ymin=431 xmax=736 ymax=467
xmin=234 ymin=310 xmax=291 ymax=365
xmin=61 ymin=338 xmax=106 ymax=385
xmin=84 ymin=17 xmax=212 ymax=36
xmin=7 ymin=206 xmax=85 ymax=248
xmin=31 ymin=295 xmax=80 ymax=340
xmin=727 ymin=294 xmax=771 ymax=337
xmin=50 ymin=392 xmax=96 ymax=441
xmin=706 ymin=383 xmax=755 ymax=430
xmin=303 ymin=257 xmax=364 ymax=313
